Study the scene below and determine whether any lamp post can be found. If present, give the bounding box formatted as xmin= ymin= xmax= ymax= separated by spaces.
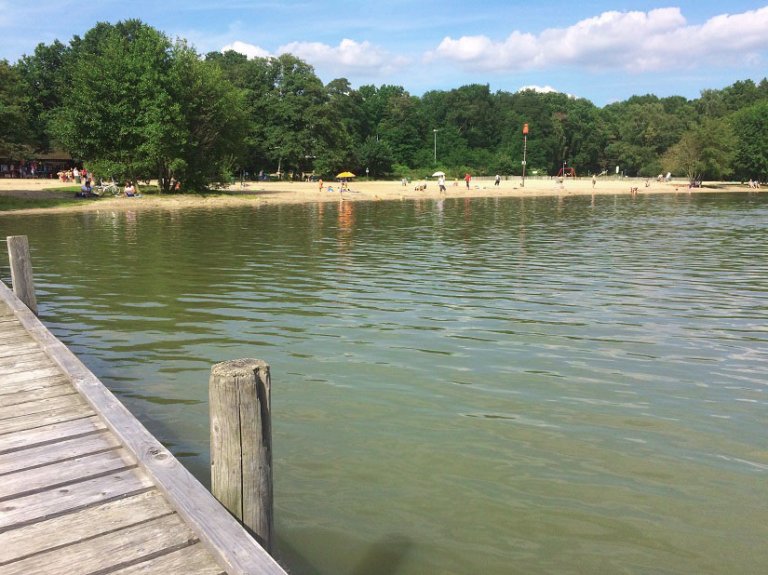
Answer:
xmin=271 ymin=146 xmax=282 ymax=180
xmin=433 ymin=129 xmax=439 ymax=163
xmin=521 ymin=123 xmax=528 ymax=187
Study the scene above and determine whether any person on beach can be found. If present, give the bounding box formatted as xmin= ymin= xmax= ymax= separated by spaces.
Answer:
xmin=124 ymin=181 xmax=136 ymax=197
xmin=494 ymin=174 xmax=501 ymax=186
xmin=464 ymin=173 xmax=471 ymax=189
xmin=77 ymin=180 xmax=93 ymax=197
xmin=592 ymin=174 xmax=596 ymax=189
xmin=318 ymin=178 xmax=323 ymax=192
xmin=438 ymin=175 xmax=447 ymax=193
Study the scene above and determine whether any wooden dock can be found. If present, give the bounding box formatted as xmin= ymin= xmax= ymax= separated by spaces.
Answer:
xmin=0 ymin=278 xmax=286 ymax=575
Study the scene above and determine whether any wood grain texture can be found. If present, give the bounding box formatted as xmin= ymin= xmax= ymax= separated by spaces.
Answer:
xmin=0 ymin=281 xmax=287 ymax=574
xmin=6 ymin=235 xmax=37 ymax=315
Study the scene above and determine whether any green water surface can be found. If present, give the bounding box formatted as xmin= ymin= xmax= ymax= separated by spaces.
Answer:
xmin=2 ymin=192 xmax=766 ymax=574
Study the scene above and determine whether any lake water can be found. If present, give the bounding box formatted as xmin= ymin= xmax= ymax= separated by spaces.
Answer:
xmin=2 ymin=192 xmax=766 ymax=574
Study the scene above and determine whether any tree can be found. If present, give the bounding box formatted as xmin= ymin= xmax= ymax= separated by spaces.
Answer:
xmin=158 ymin=43 xmax=248 ymax=191
xmin=15 ymin=40 xmax=71 ymax=151
xmin=355 ymin=136 xmax=393 ymax=177
xmin=52 ymin=20 xmax=177 ymax=183
xmin=0 ymin=60 xmax=34 ymax=158
xmin=377 ymin=92 xmax=424 ymax=168
xmin=602 ymin=95 xmax=692 ymax=176
xmin=663 ymin=118 xmax=735 ymax=183
xmin=731 ymin=101 xmax=768 ymax=181
xmin=52 ymin=20 xmax=246 ymax=192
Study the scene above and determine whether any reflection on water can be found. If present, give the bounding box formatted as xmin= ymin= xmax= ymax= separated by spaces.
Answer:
xmin=2 ymin=193 xmax=767 ymax=574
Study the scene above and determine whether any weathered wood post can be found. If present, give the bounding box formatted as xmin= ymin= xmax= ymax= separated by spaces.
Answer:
xmin=209 ymin=358 xmax=273 ymax=553
xmin=6 ymin=235 xmax=38 ymax=315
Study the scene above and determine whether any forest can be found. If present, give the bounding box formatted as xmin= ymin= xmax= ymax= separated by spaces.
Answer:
xmin=2 ymin=19 xmax=768 ymax=191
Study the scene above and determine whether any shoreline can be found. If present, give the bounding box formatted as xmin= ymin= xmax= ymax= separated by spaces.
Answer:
xmin=0 ymin=177 xmax=757 ymax=216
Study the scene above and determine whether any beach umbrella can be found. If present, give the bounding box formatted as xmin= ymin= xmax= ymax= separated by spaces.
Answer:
xmin=432 ymin=171 xmax=445 ymax=177
xmin=336 ymin=171 xmax=356 ymax=178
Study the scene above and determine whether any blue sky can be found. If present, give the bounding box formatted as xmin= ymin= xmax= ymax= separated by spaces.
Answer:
xmin=2 ymin=1 xmax=768 ymax=106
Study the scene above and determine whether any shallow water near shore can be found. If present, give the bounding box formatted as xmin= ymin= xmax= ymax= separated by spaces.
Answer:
xmin=2 ymin=192 xmax=767 ymax=574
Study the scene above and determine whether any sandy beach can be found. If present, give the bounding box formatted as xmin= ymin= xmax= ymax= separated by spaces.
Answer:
xmin=0 ymin=176 xmax=754 ymax=216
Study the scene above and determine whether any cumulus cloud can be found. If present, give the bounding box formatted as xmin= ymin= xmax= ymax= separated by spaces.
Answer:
xmin=278 ymin=38 xmax=410 ymax=76
xmin=517 ymin=85 xmax=577 ymax=99
xmin=222 ymin=37 xmax=409 ymax=78
xmin=221 ymin=40 xmax=270 ymax=59
xmin=518 ymin=85 xmax=559 ymax=94
xmin=427 ymin=6 xmax=768 ymax=73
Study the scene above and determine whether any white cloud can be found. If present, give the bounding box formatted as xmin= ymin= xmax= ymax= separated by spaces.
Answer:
xmin=518 ymin=85 xmax=559 ymax=94
xmin=427 ymin=7 xmax=768 ymax=73
xmin=221 ymin=40 xmax=270 ymax=59
xmin=277 ymin=38 xmax=409 ymax=75
xmin=222 ymin=37 xmax=409 ymax=79
xmin=517 ymin=85 xmax=577 ymax=99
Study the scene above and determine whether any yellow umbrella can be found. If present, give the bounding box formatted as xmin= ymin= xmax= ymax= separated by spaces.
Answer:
xmin=336 ymin=171 xmax=356 ymax=178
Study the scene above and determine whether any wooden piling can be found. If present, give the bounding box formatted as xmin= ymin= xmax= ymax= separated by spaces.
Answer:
xmin=6 ymin=235 xmax=38 ymax=315
xmin=209 ymin=358 xmax=274 ymax=552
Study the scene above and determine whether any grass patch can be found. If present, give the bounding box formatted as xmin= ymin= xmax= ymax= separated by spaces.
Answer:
xmin=41 ymin=185 xmax=83 ymax=193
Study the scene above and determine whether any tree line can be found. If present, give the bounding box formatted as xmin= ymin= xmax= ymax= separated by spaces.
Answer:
xmin=2 ymin=19 xmax=768 ymax=191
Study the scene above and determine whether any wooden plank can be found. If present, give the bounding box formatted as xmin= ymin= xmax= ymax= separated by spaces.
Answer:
xmin=0 ymin=392 xmax=85 ymax=421
xmin=0 ymin=342 xmax=39 ymax=359
xmin=0 ymin=468 xmax=154 ymax=529
xmin=0 ymin=405 xmax=96 ymax=435
xmin=0 ymin=383 xmax=76 ymax=407
xmin=109 ymin=543 xmax=226 ymax=575
xmin=0 ymin=366 xmax=64 ymax=385
xmin=0 ymin=491 xmax=173 ymax=564
xmin=0 ymin=416 xmax=107 ymax=454
xmin=0 ymin=327 xmax=33 ymax=338
xmin=0 ymin=448 xmax=136 ymax=500
xmin=0 ymin=374 xmax=71 ymax=396
xmin=0 ymin=334 xmax=36 ymax=346
xmin=0 ymin=513 xmax=198 ymax=575
xmin=0 ymin=327 xmax=30 ymax=341
xmin=0 ymin=350 xmax=48 ymax=368
xmin=0 ymin=356 xmax=54 ymax=374
xmin=0 ymin=429 xmax=120 ymax=475
xmin=0 ymin=280 xmax=288 ymax=574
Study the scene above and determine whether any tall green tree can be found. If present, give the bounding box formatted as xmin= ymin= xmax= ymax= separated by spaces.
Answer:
xmin=15 ymin=40 xmax=71 ymax=151
xmin=603 ymin=95 xmax=692 ymax=176
xmin=663 ymin=118 xmax=735 ymax=183
xmin=731 ymin=101 xmax=768 ymax=181
xmin=53 ymin=20 xmax=246 ymax=192
xmin=158 ymin=43 xmax=248 ymax=191
xmin=53 ymin=20 xmax=177 ymax=183
xmin=0 ymin=60 xmax=34 ymax=158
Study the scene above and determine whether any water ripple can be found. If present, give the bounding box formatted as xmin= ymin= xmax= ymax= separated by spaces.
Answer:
xmin=8 ymin=192 xmax=768 ymax=575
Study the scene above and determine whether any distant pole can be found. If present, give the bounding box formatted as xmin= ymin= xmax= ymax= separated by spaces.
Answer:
xmin=210 ymin=359 xmax=273 ymax=553
xmin=521 ymin=123 xmax=529 ymax=187
xmin=6 ymin=235 xmax=38 ymax=315
xmin=433 ymin=129 xmax=439 ymax=163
